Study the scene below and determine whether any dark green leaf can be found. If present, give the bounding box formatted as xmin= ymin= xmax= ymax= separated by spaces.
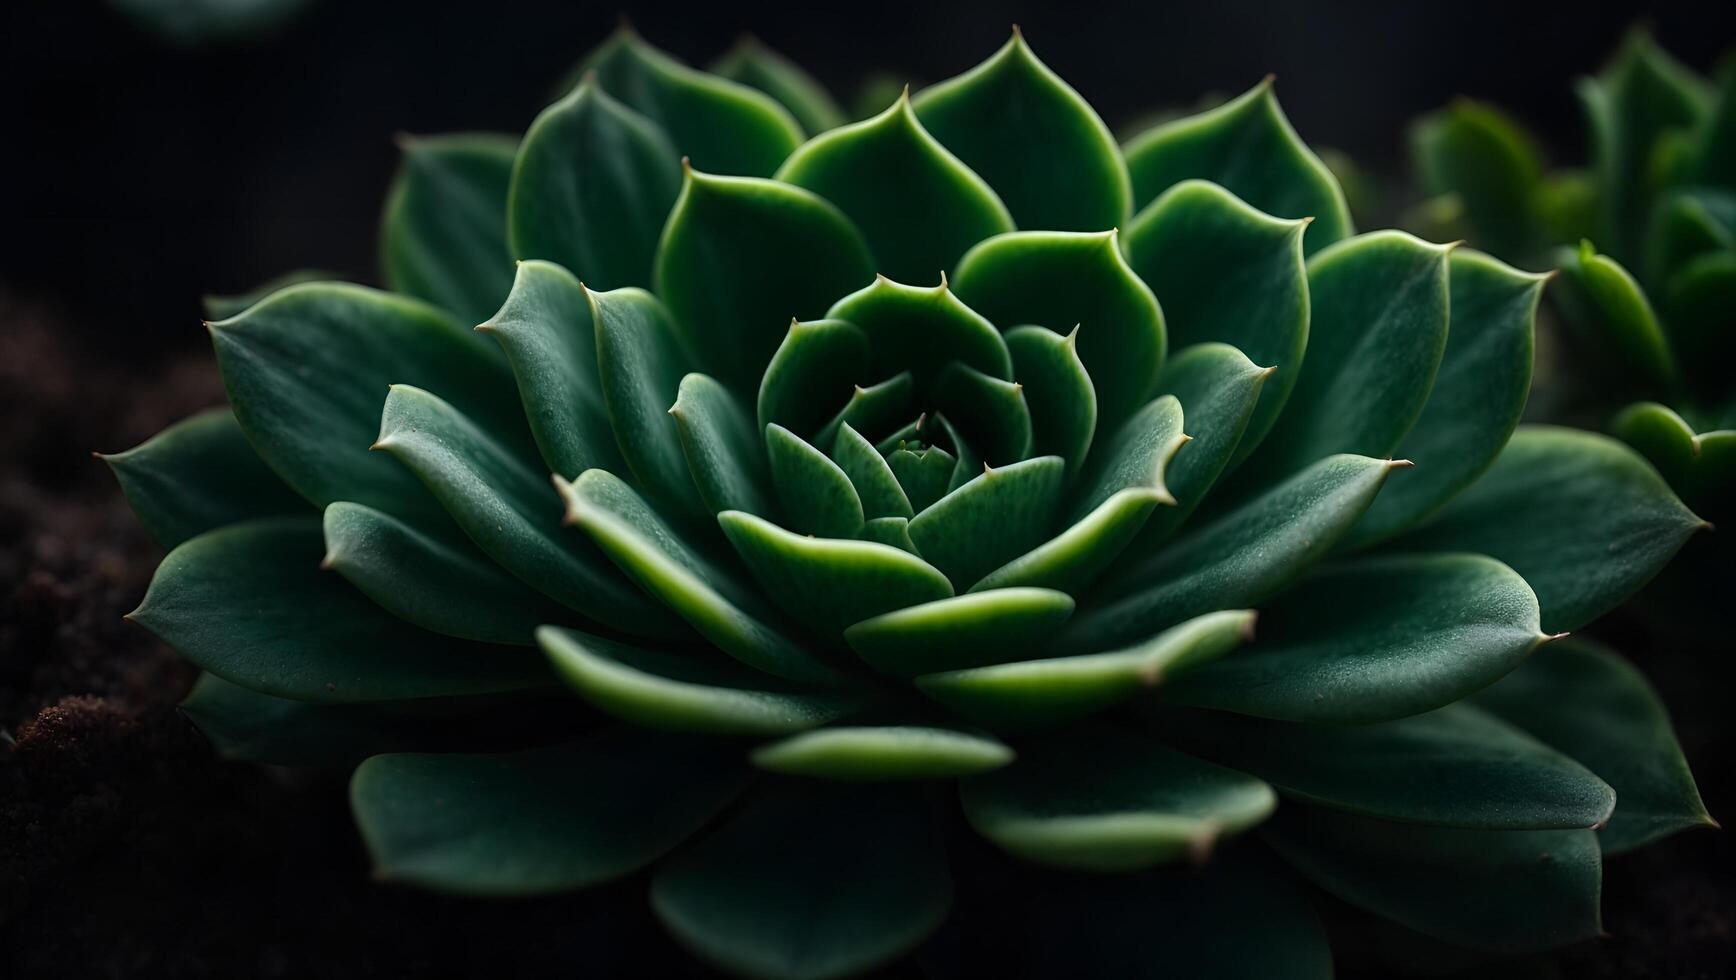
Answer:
xmin=202 ymin=269 xmax=332 ymax=320
xmin=860 ymin=515 xmax=919 ymax=553
xmin=843 ymin=588 xmax=1076 ymax=677
xmin=1612 ymin=401 xmax=1736 ymax=510
xmin=1004 ymin=325 xmax=1096 ymax=471
xmin=752 ymin=725 xmax=1013 ymax=780
xmin=814 ymin=373 xmax=917 ymax=449
xmin=709 ymin=35 xmax=847 ymax=136
xmin=765 ymin=423 xmax=864 ymax=537
xmin=756 ymin=318 xmax=872 ymax=439
xmin=181 ymin=672 xmax=412 ymax=767
xmin=826 ymin=275 xmax=1012 ymax=392
xmin=1553 ymin=240 xmax=1675 ymax=389
xmin=382 ymin=133 xmax=518 ymax=323
xmin=929 ymin=362 xmax=1033 ymax=465
xmin=906 ymin=456 xmax=1066 ymax=588
xmin=887 ymin=445 xmax=958 ymax=514
xmin=590 ymin=286 xmax=706 ymax=516
xmin=671 ymin=373 xmax=774 ymax=517
xmin=830 ymin=423 xmax=913 ymax=519
xmin=1409 ymin=100 xmax=1544 ymax=259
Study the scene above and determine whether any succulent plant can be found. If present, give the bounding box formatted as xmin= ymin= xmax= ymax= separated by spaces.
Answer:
xmin=1407 ymin=31 xmax=1735 ymax=517
xmin=107 ymin=27 xmax=1714 ymax=979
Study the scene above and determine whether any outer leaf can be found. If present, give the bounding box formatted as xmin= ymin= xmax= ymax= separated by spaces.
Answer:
xmin=709 ymin=35 xmax=847 ymax=136
xmin=101 ymin=406 xmax=307 ymax=549
xmin=374 ymin=385 xmax=669 ymax=637
xmin=919 ymin=609 xmax=1254 ymax=730
xmin=1391 ymin=426 xmax=1707 ymax=633
xmin=1123 ymin=79 xmax=1352 ymax=254
xmin=1265 ymin=807 xmax=1602 ymax=954
xmin=651 ymin=783 xmax=952 ymax=980
xmin=582 ymin=27 xmax=803 ymax=176
xmin=1004 ymin=325 xmax=1096 ymax=470
xmin=765 ymin=423 xmax=865 ymax=537
xmin=843 ymin=588 xmax=1076 ymax=677
xmin=1240 ymin=231 xmax=1451 ymax=482
xmin=752 ymin=726 xmax=1014 ymax=780
xmin=719 ymin=509 xmax=953 ymax=638
xmin=1344 ymin=249 xmax=1543 ymax=546
xmin=130 ymin=518 xmax=549 ymax=702
xmin=830 ymin=423 xmax=914 ymax=520
xmin=953 ymin=231 xmax=1165 ymax=428
xmin=477 ymin=260 xmax=627 ymax=478
xmin=961 ymin=724 xmax=1275 ymax=871
xmin=776 ymin=90 xmax=1014 ymax=283
xmin=1122 ymin=180 xmax=1308 ymax=464
xmin=906 ymin=456 xmax=1066 ymax=588
xmin=671 ymin=373 xmax=774 ymax=517
xmin=538 ymin=627 xmax=858 ymax=735
xmin=913 ymin=29 xmax=1131 ymax=231
xmin=180 ymin=673 xmax=412 ymax=768
xmin=1472 ymin=638 xmax=1715 ymax=853
xmin=382 ymin=133 xmax=518 ymax=323
xmin=1157 ymin=553 xmax=1544 ymax=723
xmin=656 ymin=169 xmax=874 ymax=391
xmin=1409 ymin=100 xmax=1544 ymax=260
xmin=508 ymin=81 xmax=680 ymax=291
xmin=321 ymin=502 xmax=566 ymax=645
xmin=352 ymin=730 xmax=748 ymax=895
xmin=590 ymin=286 xmax=706 ymax=516
xmin=757 ymin=318 xmax=872 ymax=439
xmin=1159 ymin=703 xmax=1614 ymax=829
xmin=826 ymin=275 xmax=1012 ymax=392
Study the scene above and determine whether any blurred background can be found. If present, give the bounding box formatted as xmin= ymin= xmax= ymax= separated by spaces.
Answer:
xmin=2 ymin=1 xmax=1733 ymax=977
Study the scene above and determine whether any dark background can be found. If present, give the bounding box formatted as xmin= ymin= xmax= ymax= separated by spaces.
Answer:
xmin=2 ymin=1 xmax=1734 ymax=977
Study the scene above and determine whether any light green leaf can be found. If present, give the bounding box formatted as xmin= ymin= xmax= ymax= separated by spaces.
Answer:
xmin=102 ymin=407 xmax=307 ymax=549
xmin=929 ymin=362 xmax=1033 ymax=465
xmin=913 ymin=29 xmax=1130 ymax=231
xmin=589 ymin=286 xmax=706 ymax=516
xmin=919 ymin=609 xmax=1254 ymax=729
xmin=752 ymin=725 xmax=1013 ymax=780
xmin=1121 ymin=180 xmax=1307 ymax=464
xmin=353 ymin=729 xmax=748 ymax=895
xmin=961 ymin=724 xmax=1275 ymax=871
xmin=656 ymin=169 xmax=874 ymax=391
xmin=843 ymin=588 xmax=1075 ymax=677
xmin=1391 ymin=426 xmax=1707 ymax=632
xmin=1472 ymin=638 xmax=1715 ymax=853
xmin=756 ymin=317 xmax=872 ymax=439
xmin=826 ymin=275 xmax=1012 ymax=391
xmin=508 ymin=81 xmax=680 ymax=291
xmin=539 ymin=627 xmax=858 ymax=736
xmin=131 ymin=518 xmax=550 ymax=702
xmin=1124 ymin=79 xmax=1352 ymax=254
xmin=952 ymin=231 xmax=1165 ymax=428
xmin=1612 ymin=400 xmax=1736 ymax=509
xmin=776 ymin=90 xmax=1013 ymax=282
xmin=382 ymin=133 xmax=518 ymax=323
xmin=1004 ymin=325 xmax=1096 ymax=470
xmin=860 ymin=515 xmax=919 ymax=553
xmin=709 ymin=35 xmax=846 ymax=136
xmin=1158 ymin=553 xmax=1544 ymax=723
xmin=1409 ymin=100 xmax=1544 ymax=260
xmin=765 ymin=423 xmax=865 ymax=537
xmin=906 ymin=456 xmax=1066 ymax=588
xmin=830 ymin=423 xmax=914 ymax=519
xmin=1553 ymin=240 xmax=1675 ymax=389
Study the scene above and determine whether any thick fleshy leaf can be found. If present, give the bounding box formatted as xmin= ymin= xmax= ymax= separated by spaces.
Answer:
xmin=202 ymin=269 xmax=332 ymax=321
xmin=507 ymin=81 xmax=680 ymax=291
xmin=539 ymin=627 xmax=857 ymax=735
xmin=1071 ymin=395 xmax=1185 ymax=521
xmin=1240 ymin=231 xmax=1451 ymax=483
xmin=752 ymin=725 xmax=1014 ymax=780
xmin=1409 ymin=100 xmax=1544 ymax=260
xmin=656 ymin=169 xmax=874 ymax=392
xmin=589 ymin=286 xmax=706 ymax=516
xmin=887 ymin=445 xmax=958 ymax=514
xmin=814 ymin=373 xmax=917 ymax=449
xmin=1391 ymin=426 xmax=1707 ymax=633
xmin=131 ymin=518 xmax=549 ymax=702
xmin=1004 ymin=325 xmax=1096 ymax=470
xmin=671 ymin=373 xmax=773 ymax=517
xmin=843 ymin=588 xmax=1075 ymax=677
xmin=756 ymin=318 xmax=871 ymax=439
xmin=709 ymin=35 xmax=847 ymax=137
xmin=477 ymin=260 xmax=628 ymax=478
xmin=765 ymin=423 xmax=864 ymax=537
xmin=1160 ymin=703 xmax=1613 ymax=829
xmin=953 ymin=231 xmax=1165 ymax=427
xmin=381 ymin=133 xmax=518 ymax=323
xmin=582 ymin=27 xmax=803 ymax=176
xmin=1121 ymin=180 xmax=1307 ymax=464
xmin=860 ymin=515 xmax=919 ymax=553
xmin=776 ymin=90 xmax=1013 ymax=282
xmin=558 ymin=470 xmax=846 ymax=685
xmin=961 ymin=725 xmax=1275 ymax=871
xmin=1472 ymin=638 xmax=1715 ymax=853
xmin=1344 ymin=249 xmax=1543 ymax=547
xmin=209 ymin=283 xmax=519 ymax=522
xmin=374 ymin=385 xmax=669 ymax=637
xmin=1265 ymin=807 xmax=1602 ymax=954
xmin=101 ymin=407 xmax=307 ymax=549
xmin=1553 ymin=240 xmax=1674 ymax=389
xmin=651 ymin=783 xmax=951 ymax=980
xmin=1157 ymin=554 xmax=1544 ymax=723
xmin=912 ymin=29 xmax=1130 ymax=231
xmin=321 ymin=502 xmax=566 ymax=645
xmin=906 ymin=456 xmax=1066 ymax=588
xmin=718 ymin=509 xmax=953 ymax=638
xmin=830 ymin=423 xmax=913 ymax=519
xmin=353 ymin=729 xmax=748 ymax=895
xmin=826 ymin=275 xmax=1012 ymax=391
xmin=929 ymin=362 xmax=1033 ymax=465
xmin=1612 ymin=401 xmax=1736 ymax=509
xmin=1077 ymin=455 xmax=1399 ymax=651
xmin=1123 ymin=79 xmax=1352 ymax=254
xmin=919 ymin=609 xmax=1254 ymax=730
xmin=180 ymin=673 xmax=413 ymax=767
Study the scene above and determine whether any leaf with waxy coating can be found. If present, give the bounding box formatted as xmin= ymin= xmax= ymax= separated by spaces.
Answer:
xmin=353 ymin=729 xmax=748 ymax=896
xmin=764 ymin=423 xmax=865 ymax=537
xmin=1124 ymin=79 xmax=1352 ymax=254
xmin=929 ymin=362 xmax=1033 ymax=465
xmin=709 ymin=35 xmax=846 ymax=136
xmin=907 ymin=456 xmax=1066 ymax=588
xmin=831 ymin=423 xmax=913 ymax=519
xmin=1004 ymin=325 xmax=1096 ymax=470
xmin=752 ymin=725 xmax=1014 ymax=780
xmin=671 ymin=373 xmax=773 ymax=517
xmin=860 ymin=515 xmax=919 ymax=553
xmin=844 ymin=588 xmax=1075 ymax=677
xmin=826 ymin=275 xmax=1012 ymax=392
xmin=589 ymin=286 xmax=706 ymax=516
xmin=776 ymin=90 xmax=1013 ymax=283
xmin=913 ymin=29 xmax=1130 ymax=232
xmin=383 ymin=133 xmax=518 ymax=324
xmin=757 ymin=318 xmax=871 ymax=439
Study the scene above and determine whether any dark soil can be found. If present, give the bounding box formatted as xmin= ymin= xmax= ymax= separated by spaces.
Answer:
xmin=1 ymin=299 xmax=1731 ymax=979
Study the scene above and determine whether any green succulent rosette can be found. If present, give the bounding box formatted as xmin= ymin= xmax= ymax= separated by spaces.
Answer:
xmin=1406 ymin=31 xmax=1736 ymax=517
xmin=108 ymin=29 xmax=1714 ymax=979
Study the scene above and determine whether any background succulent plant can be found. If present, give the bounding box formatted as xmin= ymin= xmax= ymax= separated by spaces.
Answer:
xmin=1406 ymin=31 xmax=1735 ymax=518
xmin=105 ymin=27 xmax=1714 ymax=979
